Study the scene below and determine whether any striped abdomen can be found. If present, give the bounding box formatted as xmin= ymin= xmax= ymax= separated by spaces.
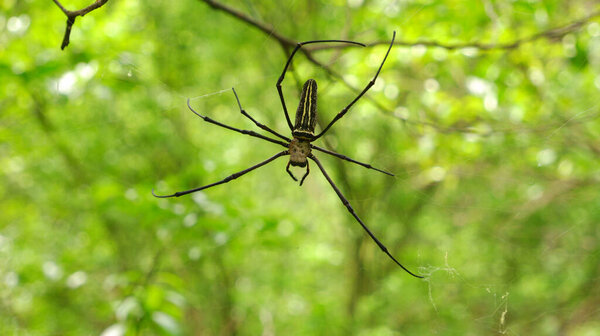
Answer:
xmin=293 ymin=79 xmax=317 ymax=140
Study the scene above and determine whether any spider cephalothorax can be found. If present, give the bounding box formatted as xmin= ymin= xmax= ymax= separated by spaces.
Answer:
xmin=153 ymin=32 xmax=423 ymax=278
xmin=288 ymin=138 xmax=311 ymax=167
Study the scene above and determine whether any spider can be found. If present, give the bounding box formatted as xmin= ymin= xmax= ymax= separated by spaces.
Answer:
xmin=153 ymin=31 xmax=422 ymax=278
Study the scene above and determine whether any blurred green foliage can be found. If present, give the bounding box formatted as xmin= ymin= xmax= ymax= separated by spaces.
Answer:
xmin=1 ymin=0 xmax=600 ymax=335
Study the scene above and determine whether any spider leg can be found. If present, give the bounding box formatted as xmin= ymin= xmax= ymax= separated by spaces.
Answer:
xmin=276 ymin=39 xmax=366 ymax=131
xmin=187 ymin=99 xmax=288 ymax=149
xmin=313 ymin=31 xmax=397 ymax=140
xmin=285 ymin=162 xmax=298 ymax=182
xmin=231 ymin=88 xmax=291 ymax=142
xmin=153 ymin=151 xmax=289 ymax=198
xmin=299 ymin=161 xmax=310 ymax=186
xmin=311 ymin=144 xmax=394 ymax=176
xmin=309 ymin=153 xmax=423 ymax=278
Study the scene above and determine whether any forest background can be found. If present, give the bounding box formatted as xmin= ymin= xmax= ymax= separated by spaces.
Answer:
xmin=1 ymin=0 xmax=600 ymax=335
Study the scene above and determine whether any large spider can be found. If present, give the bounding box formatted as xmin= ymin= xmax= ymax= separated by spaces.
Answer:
xmin=153 ymin=31 xmax=422 ymax=278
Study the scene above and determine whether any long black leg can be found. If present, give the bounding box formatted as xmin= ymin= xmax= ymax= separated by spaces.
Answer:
xmin=309 ymin=154 xmax=423 ymax=278
xmin=153 ymin=151 xmax=289 ymax=198
xmin=299 ymin=162 xmax=310 ymax=186
xmin=231 ymin=88 xmax=291 ymax=142
xmin=286 ymin=162 xmax=310 ymax=186
xmin=313 ymin=31 xmax=396 ymax=140
xmin=187 ymin=99 xmax=289 ymax=149
xmin=286 ymin=162 xmax=298 ymax=182
xmin=311 ymin=144 xmax=394 ymax=176
xmin=276 ymin=39 xmax=366 ymax=131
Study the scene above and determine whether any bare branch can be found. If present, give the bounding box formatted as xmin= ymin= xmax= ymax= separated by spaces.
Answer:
xmin=200 ymin=0 xmax=295 ymax=48
xmin=53 ymin=0 xmax=109 ymax=50
xmin=310 ymin=9 xmax=600 ymax=52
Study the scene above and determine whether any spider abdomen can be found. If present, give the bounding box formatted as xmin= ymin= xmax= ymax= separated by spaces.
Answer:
xmin=292 ymin=79 xmax=317 ymax=140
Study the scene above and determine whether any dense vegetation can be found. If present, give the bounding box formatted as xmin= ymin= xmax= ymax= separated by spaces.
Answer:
xmin=2 ymin=0 xmax=599 ymax=334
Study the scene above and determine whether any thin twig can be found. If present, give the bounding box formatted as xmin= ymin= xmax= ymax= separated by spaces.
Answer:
xmin=53 ymin=0 xmax=109 ymax=50
xmin=199 ymin=0 xmax=599 ymax=53
xmin=201 ymin=0 xmax=295 ymax=47
xmin=309 ymin=9 xmax=600 ymax=52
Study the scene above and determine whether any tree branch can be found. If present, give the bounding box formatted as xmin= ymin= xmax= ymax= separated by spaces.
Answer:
xmin=200 ymin=0 xmax=295 ymax=48
xmin=53 ymin=0 xmax=109 ymax=50
xmin=310 ymin=9 xmax=600 ymax=52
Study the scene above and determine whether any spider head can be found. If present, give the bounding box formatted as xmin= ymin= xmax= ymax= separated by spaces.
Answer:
xmin=289 ymin=138 xmax=311 ymax=167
